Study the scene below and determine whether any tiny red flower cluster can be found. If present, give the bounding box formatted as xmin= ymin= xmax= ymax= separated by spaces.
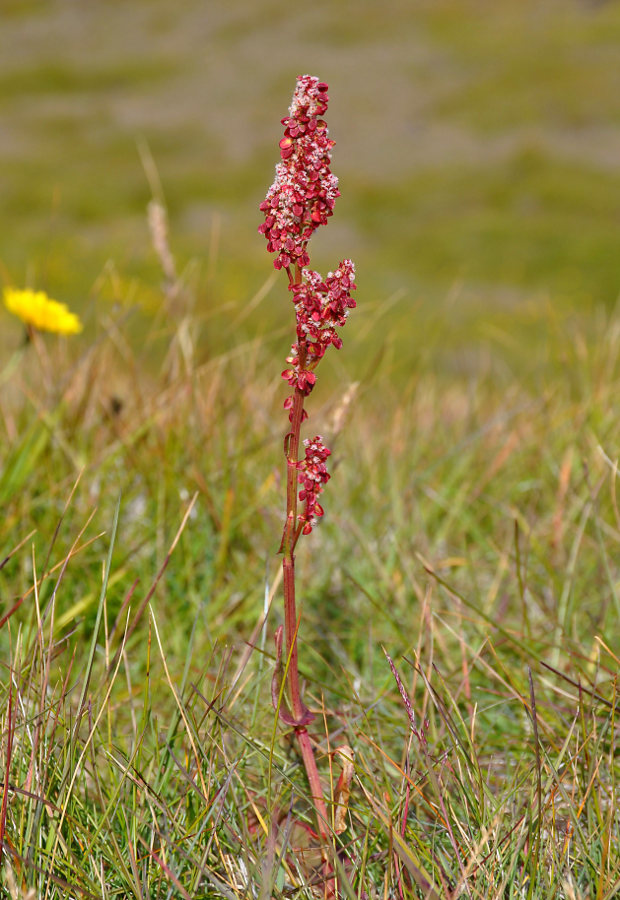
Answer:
xmin=293 ymin=260 xmax=357 ymax=359
xmin=258 ymin=75 xmax=340 ymax=271
xmin=297 ymin=436 xmax=331 ymax=534
xmin=281 ymin=259 xmax=357 ymax=412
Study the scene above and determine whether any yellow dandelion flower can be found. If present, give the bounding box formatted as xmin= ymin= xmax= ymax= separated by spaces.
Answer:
xmin=3 ymin=287 xmax=82 ymax=335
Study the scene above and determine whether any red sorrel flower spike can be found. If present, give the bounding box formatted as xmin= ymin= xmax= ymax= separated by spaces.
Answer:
xmin=297 ymin=436 xmax=331 ymax=534
xmin=260 ymin=74 xmax=356 ymax=845
xmin=258 ymin=75 xmax=340 ymax=272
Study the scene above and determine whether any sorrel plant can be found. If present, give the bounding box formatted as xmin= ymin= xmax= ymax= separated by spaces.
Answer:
xmin=259 ymin=75 xmax=356 ymax=836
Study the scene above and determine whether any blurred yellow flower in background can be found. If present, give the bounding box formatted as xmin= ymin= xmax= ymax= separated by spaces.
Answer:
xmin=3 ymin=287 xmax=83 ymax=335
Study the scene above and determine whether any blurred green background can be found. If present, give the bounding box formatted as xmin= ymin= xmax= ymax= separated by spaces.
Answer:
xmin=2 ymin=0 xmax=620 ymax=333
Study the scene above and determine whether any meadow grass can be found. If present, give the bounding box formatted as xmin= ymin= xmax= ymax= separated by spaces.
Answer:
xmin=1 ymin=253 xmax=619 ymax=897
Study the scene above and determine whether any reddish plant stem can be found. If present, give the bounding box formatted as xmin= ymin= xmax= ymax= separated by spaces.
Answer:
xmin=282 ymin=553 xmax=330 ymax=837
xmin=280 ymin=264 xmax=330 ymax=838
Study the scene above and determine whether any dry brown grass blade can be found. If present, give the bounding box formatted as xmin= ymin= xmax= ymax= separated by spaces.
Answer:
xmin=332 ymin=745 xmax=355 ymax=835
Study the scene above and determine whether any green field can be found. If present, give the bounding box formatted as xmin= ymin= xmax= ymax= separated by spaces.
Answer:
xmin=2 ymin=1 xmax=620 ymax=897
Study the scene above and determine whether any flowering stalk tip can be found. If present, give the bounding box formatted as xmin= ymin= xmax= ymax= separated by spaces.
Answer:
xmin=259 ymin=75 xmax=340 ymax=273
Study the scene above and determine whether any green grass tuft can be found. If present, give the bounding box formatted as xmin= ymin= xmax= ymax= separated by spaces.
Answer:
xmin=2 ymin=263 xmax=620 ymax=896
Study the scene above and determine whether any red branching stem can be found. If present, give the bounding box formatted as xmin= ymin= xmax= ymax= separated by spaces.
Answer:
xmin=281 ymin=535 xmax=304 ymax=720
xmin=296 ymin=725 xmax=330 ymax=837
xmin=282 ymin=550 xmax=329 ymax=836
xmin=281 ymin=268 xmax=330 ymax=834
